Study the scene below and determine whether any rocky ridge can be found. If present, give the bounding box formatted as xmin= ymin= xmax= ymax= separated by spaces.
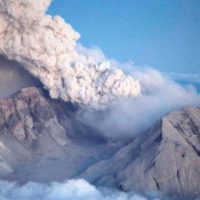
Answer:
xmin=0 ymin=87 xmax=116 ymax=182
xmin=80 ymin=107 xmax=200 ymax=199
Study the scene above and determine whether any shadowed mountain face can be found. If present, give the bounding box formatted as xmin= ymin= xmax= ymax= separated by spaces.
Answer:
xmin=0 ymin=86 xmax=199 ymax=199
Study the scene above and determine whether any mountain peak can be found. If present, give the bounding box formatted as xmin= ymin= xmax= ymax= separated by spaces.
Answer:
xmin=80 ymin=106 xmax=200 ymax=199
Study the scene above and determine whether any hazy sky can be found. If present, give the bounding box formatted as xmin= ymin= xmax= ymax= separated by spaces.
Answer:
xmin=48 ymin=0 xmax=200 ymax=74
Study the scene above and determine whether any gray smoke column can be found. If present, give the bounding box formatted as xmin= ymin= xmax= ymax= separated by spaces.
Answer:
xmin=0 ymin=0 xmax=140 ymax=109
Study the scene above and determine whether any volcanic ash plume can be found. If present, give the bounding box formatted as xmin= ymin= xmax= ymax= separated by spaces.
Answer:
xmin=0 ymin=0 xmax=140 ymax=109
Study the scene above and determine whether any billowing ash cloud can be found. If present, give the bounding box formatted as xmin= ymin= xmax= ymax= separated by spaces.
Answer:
xmin=0 ymin=0 xmax=140 ymax=109
xmin=76 ymin=68 xmax=200 ymax=138
xmin=0 ymin=179 xmax=167 ymax=200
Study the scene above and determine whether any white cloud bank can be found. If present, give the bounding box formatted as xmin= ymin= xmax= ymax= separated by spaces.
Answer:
xmin=0 ymin=0 xmax=140 ymax=109
xmin=0 ymin=179 xmax=167 ymax=200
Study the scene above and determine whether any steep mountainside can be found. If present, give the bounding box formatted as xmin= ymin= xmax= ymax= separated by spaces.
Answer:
xmin=81 ymin=107 xmax=200 ymax=199
xmin=0 ymin=87 xmax=118 ymax=182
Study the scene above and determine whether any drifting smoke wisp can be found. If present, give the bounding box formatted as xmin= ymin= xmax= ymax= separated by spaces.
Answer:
xmin=77 ymin=68 xmax=200 ymax=138
xmin=0 ymin=179 xmax=168 ymax=200
xmin=0 ymin=0 xmax=140 ymax=109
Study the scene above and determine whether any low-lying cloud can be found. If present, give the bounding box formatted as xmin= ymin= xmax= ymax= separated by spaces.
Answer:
xmin=0 ymin=179 xmax=168 ymax=200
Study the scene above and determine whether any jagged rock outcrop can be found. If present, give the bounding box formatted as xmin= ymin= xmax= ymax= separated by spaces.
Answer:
xmin=0 ymin=87 xmax=69 ymax=175
xmin=0 ymin=87 xmax=69 ymax=146
xmin=81 ymin=107 xmax=200 ymax=199
xmin=0 ymin=87 xmax=117 ymax=182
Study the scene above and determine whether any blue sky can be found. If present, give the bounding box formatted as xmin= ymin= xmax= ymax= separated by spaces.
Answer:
xmin=48 ymin=0 xmax=200 ymax=74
